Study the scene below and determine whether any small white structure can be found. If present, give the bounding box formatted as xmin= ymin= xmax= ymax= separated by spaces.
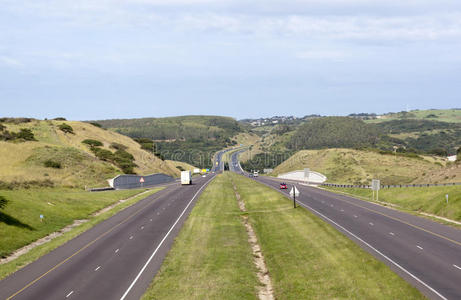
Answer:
xmin=447 ymin=155 xmax=457 ymax=162
xmin=181 ymin=171 xmax=192 ymax=185
xmin=277 ymin=169 xmax=327 ymax=184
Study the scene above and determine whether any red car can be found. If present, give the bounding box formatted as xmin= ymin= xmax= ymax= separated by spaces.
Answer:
xmin=280 ymin=183 xmax=287 ymax=189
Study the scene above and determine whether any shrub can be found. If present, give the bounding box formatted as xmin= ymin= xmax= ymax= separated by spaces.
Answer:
xmin=15 ymin=128 xmax=36 ymax=141
xmin=0 ymin=123 xmax=5 ymax=131
xmin=176 ymin=165 xmax=185 ymax=171
xmin=0 ymin=118 xmax=33 ymax=124
xmin=110 ymin=142 xmax=127 ymax=150
xmin=0 ymin=196 xmax=8 ymax=209
xmin=91 ymin=148 xmax=114 ymax=161
xmin=89 ymin=122 xmax=103 ymax=128
xmin=53 ymin=117 xmax=67 ymax=121
xmin=44 ymin=160 xmax=62 ymax=169
xmin=82 ymin=139 xmax=103 ymax=147
xmin=58 ymin=123 xmax=74 ymax=134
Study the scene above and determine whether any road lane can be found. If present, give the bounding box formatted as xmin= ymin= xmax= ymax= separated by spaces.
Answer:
xmin=253 ymin=175 xmax=461 ymax=299
xmin=0 ymin=173 xmax=218 ymax=300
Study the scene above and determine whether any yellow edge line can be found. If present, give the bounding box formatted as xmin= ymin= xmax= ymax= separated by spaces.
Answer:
xmin=7 ymin=189 xmax=165 ymax=300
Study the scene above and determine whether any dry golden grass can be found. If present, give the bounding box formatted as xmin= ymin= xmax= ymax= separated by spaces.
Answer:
xmin=0 ymin=120 xmax=182 ymax=187
xmin=272 ymin=148 xmax=450 ymax=185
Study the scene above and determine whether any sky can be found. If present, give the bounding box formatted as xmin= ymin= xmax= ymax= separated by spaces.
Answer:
xmin=1 ymin=0 xmax=461 ymax=120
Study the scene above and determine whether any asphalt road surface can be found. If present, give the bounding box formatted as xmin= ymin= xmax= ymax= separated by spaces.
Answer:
xmin=231 ymin=152 xmax=461 ymax=300
xmin=0 ymin=169 xmax=219 ymax=299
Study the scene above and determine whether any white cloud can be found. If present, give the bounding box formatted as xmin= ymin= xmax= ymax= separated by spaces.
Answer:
xmin=0 ymin=55 xmax=23 ymax=67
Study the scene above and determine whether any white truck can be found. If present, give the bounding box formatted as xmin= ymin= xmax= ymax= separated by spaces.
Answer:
xmin=253 ymin=171 xmax=259 ymax=177
xmin=181 ymin=170 xmax=192 ymax=185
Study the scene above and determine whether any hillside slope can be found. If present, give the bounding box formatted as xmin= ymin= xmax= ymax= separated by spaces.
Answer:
xmin=0 ymin=119 xmax=183 ymax=187
xmin=271 ymin=149 xmax=456 ymax=185
xmin=95 ymin=116 xmax=243 ymax=168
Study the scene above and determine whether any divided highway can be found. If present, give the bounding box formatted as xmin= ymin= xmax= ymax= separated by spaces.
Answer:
xmin=231 ymin=151 xmax=461 ymax=300
xmin=0 ymin=152 xmax=226 ymax=300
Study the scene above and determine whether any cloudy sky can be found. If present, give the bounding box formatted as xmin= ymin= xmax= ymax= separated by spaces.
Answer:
xmin=1 ymin=0 xmax=461 ymax=120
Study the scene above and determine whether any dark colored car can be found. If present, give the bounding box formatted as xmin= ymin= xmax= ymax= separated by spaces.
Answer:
xmin=280 ymin=183 xmax=287 ymax=189
xmin=249 ymin=173 xmax=254 ymax=177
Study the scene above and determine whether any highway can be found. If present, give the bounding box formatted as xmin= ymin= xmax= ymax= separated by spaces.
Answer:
xmin=230 ymin=151 xmax=461 ymax=300
xmin=0 ymin=151 xmax=226 ymax=300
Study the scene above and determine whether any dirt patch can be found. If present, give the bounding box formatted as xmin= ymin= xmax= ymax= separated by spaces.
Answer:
xmin=0 ymin=189 xmax=151 ymax=265
xmin=233 ymin=183 xmax=275 ymax=300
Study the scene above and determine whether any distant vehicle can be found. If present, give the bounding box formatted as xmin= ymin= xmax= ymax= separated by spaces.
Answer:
xmin=280 ymin=183 xmax=287 ymax=189
xmin=181 ymin=171 xmax=192 ymax=185
xmin=253 ymin=171 xmax=259 ymax=177
xmin=249 ymin=173 xmax=254 ymax=177
xmin=202 ymin=175 xmax=206 ymax=178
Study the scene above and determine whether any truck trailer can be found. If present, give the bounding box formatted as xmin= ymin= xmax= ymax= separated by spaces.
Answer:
xmin=181 ymin=170 xmax=192 ymax=185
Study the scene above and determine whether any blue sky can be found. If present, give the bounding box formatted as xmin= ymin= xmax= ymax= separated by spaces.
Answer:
xmin=1 ymin=0 xmax=461 ymax=120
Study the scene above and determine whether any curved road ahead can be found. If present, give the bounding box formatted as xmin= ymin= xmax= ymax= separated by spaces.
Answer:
xmin=231 ymin=150 xmax=461 ymax=300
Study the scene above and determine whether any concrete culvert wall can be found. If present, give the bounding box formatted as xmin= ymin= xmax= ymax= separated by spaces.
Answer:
xmin=109 ymin=173 xmax=174 ymax=189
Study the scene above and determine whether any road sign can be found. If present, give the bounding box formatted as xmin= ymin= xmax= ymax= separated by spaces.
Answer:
xmin=139 ymin=177 xmax=145 ymax=183
xmin=371 ymin=179 xmax=380 ymax=191
xmin=289 ymin=186 xmax=300 ymax=197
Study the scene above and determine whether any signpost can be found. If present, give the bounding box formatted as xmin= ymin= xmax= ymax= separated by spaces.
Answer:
xmin=446 ymin=194 xmax=449 ymax=204
xmin=289 ymin=185 xmax=300 ymax=208
xmin=372 ymin=179 xmax=380 ymax=201
xmin=140 ymin=177 xmax=144 ymax=188
xmin=304 ymin=168 xmax=310 ymax=182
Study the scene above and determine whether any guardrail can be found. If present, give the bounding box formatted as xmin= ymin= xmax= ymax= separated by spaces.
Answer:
xmin=321 ymin=182 xmax=461 ymax=189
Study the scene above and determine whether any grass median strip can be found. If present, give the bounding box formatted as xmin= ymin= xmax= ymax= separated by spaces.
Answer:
xmin=231 ymin=173 xmax=424 ymax=299
xmin=142 ymin=174 xmax=259 ymax=300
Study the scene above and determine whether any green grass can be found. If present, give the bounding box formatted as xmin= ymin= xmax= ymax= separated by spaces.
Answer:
xmin=143 ymin=172 xmax=423 ymax=299
xmin=0 ymin=188 xmax=148 ymax=258
xmin=324 ymin=185 xmax=461 ymax=221
xmin=0 ymin=187 xmax=162 ymax=279
xmin=142 ymin=174 xmax=259 ymax=300
xmin=366 ymin=109 xmax=461 ymax=123
xmin=231 ymin=173 xmax=423 ymax=299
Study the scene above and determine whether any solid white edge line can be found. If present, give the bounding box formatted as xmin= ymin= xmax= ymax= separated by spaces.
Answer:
xmin=120 ymin=175 xmax=215 ymax=300
xmin=295 ymin=201 xmax=447 ymax=300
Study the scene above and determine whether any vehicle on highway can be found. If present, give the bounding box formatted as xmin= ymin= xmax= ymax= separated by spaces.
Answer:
xmin=181 ymin=170 xmax=192 ymax=185
xmin=253 ymin=171 xmax=259 ymax=177
xmin=249 ymin=173 xmax=254 ymax=177
xmin=280 ymin=183 xmax=287 ymax=189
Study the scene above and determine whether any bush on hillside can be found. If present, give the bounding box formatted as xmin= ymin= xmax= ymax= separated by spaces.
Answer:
xmin=0 ymin=196 xmax=8 ymax=209
xmin=0 ymin=118 xmax=33 ymax=124
xmin=0 ymin=123 xmax=5 ymax=131
xmin=58 ymin=123 xmax=74 ymax=134
xmin=82 ymin=139 xmax=103 ymax=147
xmin=44 ymin=160 xmax=62 ymax=169
xmin=0 ymin=180 xmax=54 ymax=190
xmin=53 ymin=117 xmax=67 ymax=121
xmin=176 ymin=165 xmax=185 ymax=171
xmin=91 ymin=148 xmax=114 ymax=162
xmin=15 ymin=128 xmax=36 ymax=141
xmin=110 ymin=142 xmax=127 ymax=151
xmin=89 ymin=122 xmax=103 ymax=128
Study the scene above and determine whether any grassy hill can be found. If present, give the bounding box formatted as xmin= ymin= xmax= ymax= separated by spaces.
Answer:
xmin=368 ymin=109 xmax=461 ymax=123
xmin=95 ymin=115 xmax=243 ymax=168
xmin=271 ymin=148 xmax=457 ymax=185
xmin=0 ymin=119 xmax=185 ymax=188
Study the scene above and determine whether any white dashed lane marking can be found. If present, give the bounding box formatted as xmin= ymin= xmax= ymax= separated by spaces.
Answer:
xmin=129 ymin=236 xmax=133 ymax=240
xmin=417 ymin=245 xmax=423 ymax=250
xmin=95 ymin=266 xmax=101 ymax=271
xmin=454 ymin=265 xmax=461 ymax=270
xmin=115 ymin=249 xmax=119 ymax=253
xmin=66 ymin=291 xmax=74 ymax=298
xmin=369 ymin=222 xmax=374 ymax=226
xmin=389 ymin=232 xmax=395 ymax=236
